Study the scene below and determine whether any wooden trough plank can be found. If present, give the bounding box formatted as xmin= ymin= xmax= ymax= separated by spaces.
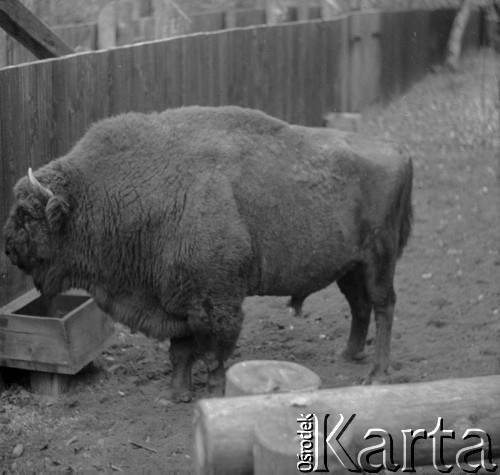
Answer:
xmin=64 ymin=298 xmax=115 ymax=371
xmin=193 ymin=375 xmax=500 ymax=475
xmin=0 ymin=0 xmax=73 ymax=59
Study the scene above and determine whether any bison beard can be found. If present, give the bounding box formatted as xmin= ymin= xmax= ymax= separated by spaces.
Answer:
xmin=3 ymin=106 xmax=413 ymax=402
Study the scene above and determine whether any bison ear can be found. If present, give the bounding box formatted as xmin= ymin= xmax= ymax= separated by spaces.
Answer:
xmin=45 ymin=195 xmax=70 ymax=231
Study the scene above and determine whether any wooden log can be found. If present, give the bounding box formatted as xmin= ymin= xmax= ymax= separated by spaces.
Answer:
xmin=0 ymin=0 xmax=73 ymax=59
xmin=225 ymin=360 xmax=321 ymax=397
xmin=193 ymin=375 xmax=500 ymax=475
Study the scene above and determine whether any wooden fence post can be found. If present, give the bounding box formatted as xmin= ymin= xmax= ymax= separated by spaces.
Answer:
xmin=153 ymin=0 xmax=190 ymax=39
xmin=265 ymin=0 xmax=287 ymax=25
xmin=97 ymin=1 xmax=116 ymax=49
xmin=445 ymin=0 xmax=471 ymax=71
xmin=297 ymin=4 xmax=309 ymax=21
xmin=116 ymin=0 xmax=134 ymax=46
xmin=321 ymin=0 xmax=343 ymax=20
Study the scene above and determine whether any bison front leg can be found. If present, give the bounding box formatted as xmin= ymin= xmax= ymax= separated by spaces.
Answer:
xmin=196 ymin=302 xmax=245 ymax=397
xmin=156 ymin=336 xmax=197 ymax=404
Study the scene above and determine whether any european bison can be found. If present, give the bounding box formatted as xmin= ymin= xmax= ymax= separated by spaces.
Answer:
xmin=4 ymin=106 xmax=412 ymax=402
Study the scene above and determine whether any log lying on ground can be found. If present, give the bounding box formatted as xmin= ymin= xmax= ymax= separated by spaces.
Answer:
xmin=225 ymin=360 xmax=321 ymax=397
xmin=193 ymin=375 xmax=500 ymax=475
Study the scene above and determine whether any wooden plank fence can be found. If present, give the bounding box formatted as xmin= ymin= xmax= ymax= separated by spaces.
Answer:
xmin=0 ymin=9 xmax=482 ymax=305
xmin=0 ymin=0 xmax=488 ymax=68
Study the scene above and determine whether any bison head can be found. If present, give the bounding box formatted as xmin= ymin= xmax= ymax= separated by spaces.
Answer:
xmin=4 ymin=168 xmax=70 ymax=291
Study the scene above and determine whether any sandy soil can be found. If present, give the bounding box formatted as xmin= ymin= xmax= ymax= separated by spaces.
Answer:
xmin=0 ymin=51 xmax=498 ymax=474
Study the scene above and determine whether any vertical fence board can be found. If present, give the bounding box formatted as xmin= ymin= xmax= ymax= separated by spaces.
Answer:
xmin=308 ymin=21 xmax=328 ymax=125
xmin=269 ymin=26 xmax=284 ymax=119
xmin=164 ymin=37 xmax=184 ymax=109
xmin=281 ymin=23 xmax=294 ymax=123
xmin=410 ymin=10 xmax=430 ymax=83
xmin=206 ymin=31 xmax=224 ymax=106
xmin=190 ymin=12 xmax=225 ymax=34
xmin=463 ymin=10 xmax=481 ymax=52
xmin=294 ymin=23 xmax=307 ymax=124
xmin=284 ymin=23 xmax=299 ymax=124
xmin=131 ymin=42 xmax=156 ymax=112
xmin=195 ymin=34 xmax=213 ymax=107
xmin=92 ymin=50 xmax=112 ymax=122
xmin=27 ymin=62 xmax=53 ymax=170
xmin=52 ymin=56 xmax=76 ymax=157
xmin=110 ymin=46 xmax=133 ymax=115
xmin=1 ymin=67 xmax=29 ymax=302
xmin=151 ymin=38 xmax=182 ymax=110
xmin=380 ymin=11 xmax=404 ymax=103
xmin=182 ymin=34 xmax=210 ymax=106
xmin=429 ymin=9 xmax=456 ymax=66
xmin=228 ymin=9 xmax=266 ymax=28
xmin=227 ymin=29 xmax=253 ymax=109
xmin=251 ymin=27 xmax=270 ymax=115
xmin=349 ymin=12 xmax=382 ymax=112
xmin=322 ymin=19 xmax=345 ymax=114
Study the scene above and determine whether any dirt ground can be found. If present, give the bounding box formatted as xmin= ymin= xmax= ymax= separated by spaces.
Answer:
xmin=0 ymin=51 xmax=499 ymax=474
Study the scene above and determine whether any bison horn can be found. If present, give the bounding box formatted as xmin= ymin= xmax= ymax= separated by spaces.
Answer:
xmin=28 ymin=167 xmax=54 ymax=199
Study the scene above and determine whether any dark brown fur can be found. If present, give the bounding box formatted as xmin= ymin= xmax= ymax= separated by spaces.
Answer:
xmin=4 ymin=106 xmax=413 ymax=400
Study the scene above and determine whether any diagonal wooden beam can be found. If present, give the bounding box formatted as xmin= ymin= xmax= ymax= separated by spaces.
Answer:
xmin=0 ymin=0 xmax=73 ymax=59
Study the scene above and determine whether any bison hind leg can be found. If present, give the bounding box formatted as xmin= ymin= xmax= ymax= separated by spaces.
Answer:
xmin=337 ymin=265 xmax=372 ymax=362
xmin=287 ymin=294 xmax=307 ymax=317
xmin=363 ymin=242 xmax=398 ymax=383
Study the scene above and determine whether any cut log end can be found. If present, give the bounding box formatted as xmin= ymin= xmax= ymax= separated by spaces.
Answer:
xmin=253 ymin=412 xmax=354 ymax=475
xmin=225 ymin=360 xmax=321 ymax=397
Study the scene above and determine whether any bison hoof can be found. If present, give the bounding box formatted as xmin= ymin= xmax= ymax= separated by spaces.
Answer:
xmin=341 ymin=348 xmax=367 ymax=363
xmin=361 ymin=365 xmax=390 ymax=385
xmin=154 ymin=388 xmax=193 ymax=406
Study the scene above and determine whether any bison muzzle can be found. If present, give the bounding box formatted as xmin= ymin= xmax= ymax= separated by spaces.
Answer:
xmin=3 ymin=106 xmax=413 ymax=402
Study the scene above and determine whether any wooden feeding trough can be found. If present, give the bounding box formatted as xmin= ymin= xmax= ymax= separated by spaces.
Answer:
xmin=0 ymin=288 xmax=115 ymax=398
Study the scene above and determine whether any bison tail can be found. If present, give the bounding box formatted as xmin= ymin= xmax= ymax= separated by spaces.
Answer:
xmin=397 ymin=154 xmax=413 ymax=259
